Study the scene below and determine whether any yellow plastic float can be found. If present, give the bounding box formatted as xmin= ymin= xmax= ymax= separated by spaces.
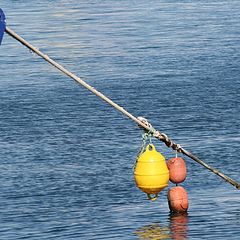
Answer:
xmin=134 ymin=144 xmax=169 ymax=201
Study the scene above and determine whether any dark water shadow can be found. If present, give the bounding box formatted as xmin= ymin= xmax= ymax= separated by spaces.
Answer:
xmin=134 ymin=212 xmax=189 ymax=239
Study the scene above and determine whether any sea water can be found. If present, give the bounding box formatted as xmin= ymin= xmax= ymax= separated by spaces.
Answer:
xmin=0 ymin=1 xmax=239 ymax=239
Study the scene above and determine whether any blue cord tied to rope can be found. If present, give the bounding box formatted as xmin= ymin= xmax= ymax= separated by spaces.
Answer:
xmin=137 ymin=116 xmax=183 ymax=153
xmin=134 ymin=117 xmax=155 ymax=172
xmin=136 ymin=117 xmax=156 ymax=158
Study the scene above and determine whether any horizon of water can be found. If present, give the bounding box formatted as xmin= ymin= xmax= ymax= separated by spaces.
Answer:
xmin=0 ymin=1 xmax=240 ymax=239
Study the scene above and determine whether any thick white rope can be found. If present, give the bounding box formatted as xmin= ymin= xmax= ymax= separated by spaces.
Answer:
xmin=5 ymin=26 xmax=240 ymax=190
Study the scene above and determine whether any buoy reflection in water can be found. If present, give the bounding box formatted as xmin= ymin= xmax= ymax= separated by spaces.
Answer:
xmin=134 ymin=223 xmax=170 ymax=239
xmin=169 ymin=212 xmax=189 ymax=240
xmin=134 ymin=213 xmax=188 ymax=239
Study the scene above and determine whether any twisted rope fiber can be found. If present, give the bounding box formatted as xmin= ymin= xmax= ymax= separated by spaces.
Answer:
xmin=5 ymin=26 xmax=240 ymax=190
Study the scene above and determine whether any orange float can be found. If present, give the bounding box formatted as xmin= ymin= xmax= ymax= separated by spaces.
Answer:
xmin=167 ymin=186 xmax=189 ymax=213
xmin=167 ymin=157 xmax=187 ymax=184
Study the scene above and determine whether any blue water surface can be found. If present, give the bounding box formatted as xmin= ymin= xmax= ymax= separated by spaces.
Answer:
xmin=0 ymin=1 xmax=239 ymax=239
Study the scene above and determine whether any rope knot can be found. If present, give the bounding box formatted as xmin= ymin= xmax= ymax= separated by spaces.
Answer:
xmin=173 ymin=143 xmax=182 ymax=151
xmin=161 ymin=133 xmax=174 ymax=148
xmin=137 ymin=116 xmax=155 ymax=133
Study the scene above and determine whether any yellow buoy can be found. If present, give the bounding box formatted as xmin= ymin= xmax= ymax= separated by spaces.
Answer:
xmin=134 ymin=144 xmax=169 ymax=201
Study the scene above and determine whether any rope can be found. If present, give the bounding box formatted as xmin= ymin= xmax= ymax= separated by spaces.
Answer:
xmin=4 ymin=26 xmax=240 ymax=190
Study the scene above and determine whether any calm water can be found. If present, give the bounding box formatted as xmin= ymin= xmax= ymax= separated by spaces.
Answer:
xmin=0 ymin=1 xmax=240 ymax=239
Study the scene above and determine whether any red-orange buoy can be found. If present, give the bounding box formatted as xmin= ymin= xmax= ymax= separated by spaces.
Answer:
xmin=167 ymin=186 xmax=189 ymax=213
xmin=167 ymin=157 xmax=187 ymax=184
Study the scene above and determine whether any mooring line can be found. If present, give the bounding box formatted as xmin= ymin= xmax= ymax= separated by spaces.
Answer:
xmin=5 ymin=26 xmax=240 ymax=190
